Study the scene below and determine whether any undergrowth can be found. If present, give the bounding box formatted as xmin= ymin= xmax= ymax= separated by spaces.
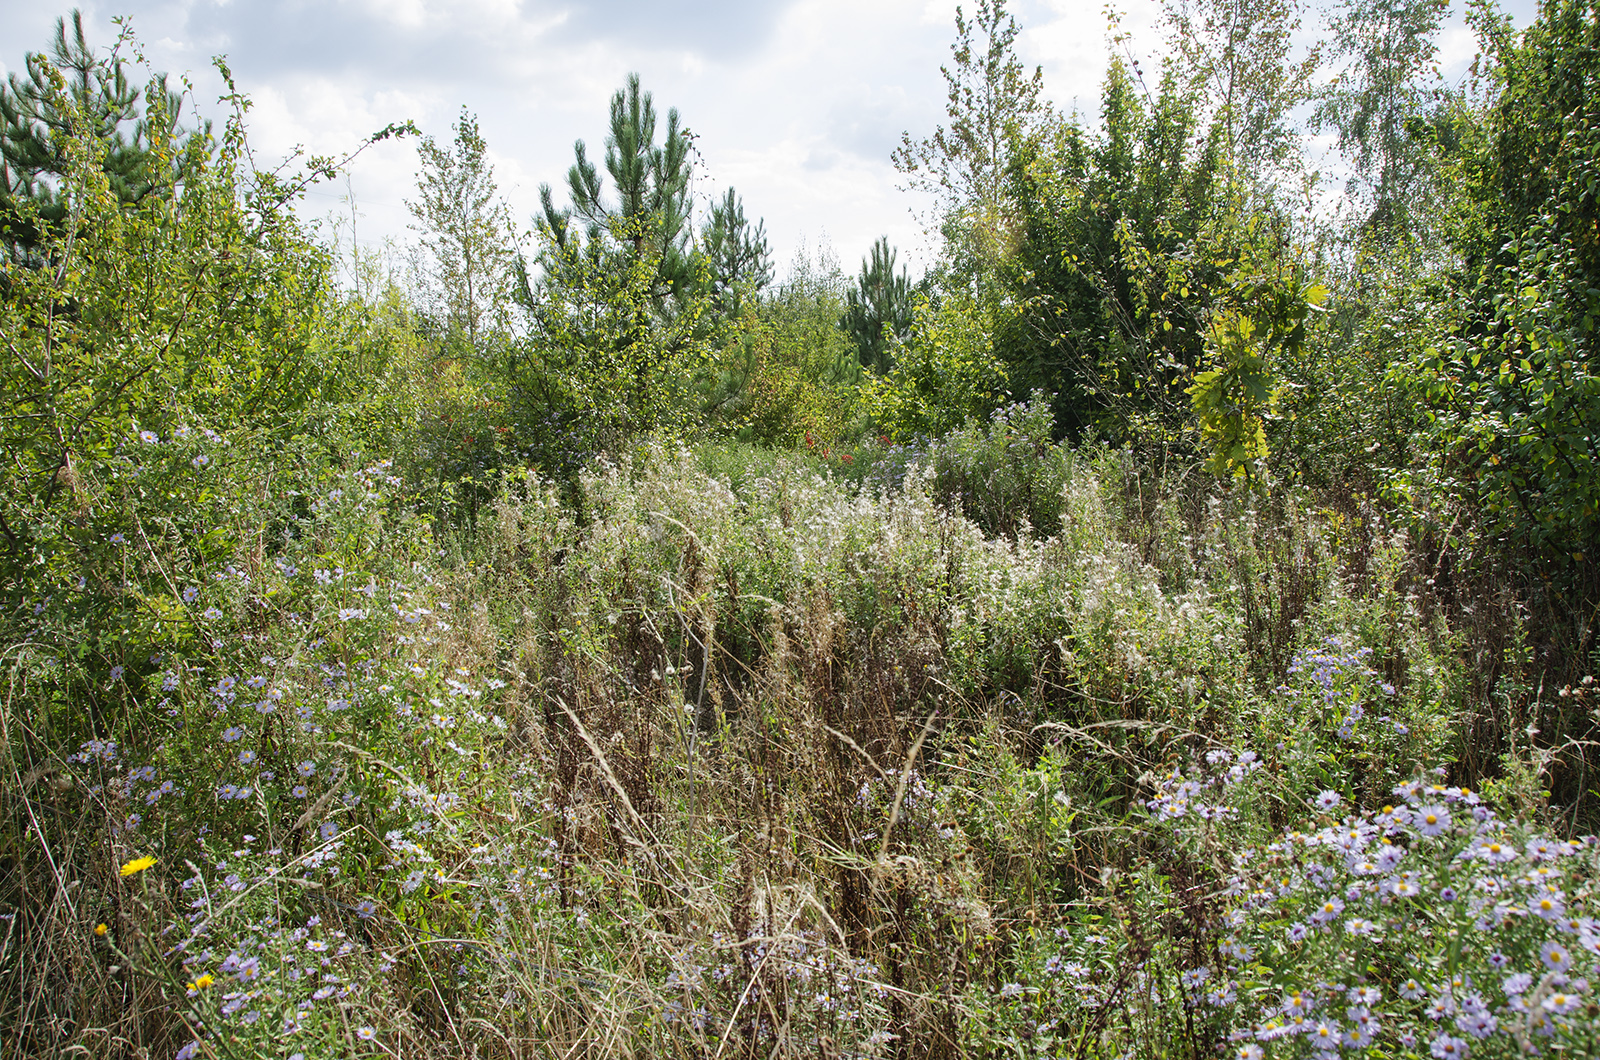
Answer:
xmin=2 ymin=436 xmax=1596 ymax=1058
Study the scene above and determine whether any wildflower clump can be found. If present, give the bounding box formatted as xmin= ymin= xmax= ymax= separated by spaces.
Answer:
xmin=1254 ymin=636 xmax=1454 ymax=808
xmin=170 ymin=849 xmax=397 ymax=1050
xmin=1145 ymin=755 xmax=1600 ymax=1057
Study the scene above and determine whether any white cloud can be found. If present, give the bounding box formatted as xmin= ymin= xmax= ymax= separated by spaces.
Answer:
xmin=0 ymin=0 xmax=1548 ymax=285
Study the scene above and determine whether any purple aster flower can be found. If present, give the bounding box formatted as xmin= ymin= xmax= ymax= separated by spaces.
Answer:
xmin=1309 ymin=1021 xmax=1342 ymax=1051
xmin=1310 ymin=897 xmax=1346 ymax=925
xmin=1540 ymin=940 xmax=1572 ymax=971
xmin=1532 ymin=890 xmax=1566 ymax=920
xmin=1502 ymin=972 xmax=1533 ymax=996
xmin=1542 ymin=991 xmax=1581 ymax=1015
xmin=1455 ymin=1012 xmax=1497 ymax=1039
xmin=1415 ymin=805 xmax=1451 ymax=837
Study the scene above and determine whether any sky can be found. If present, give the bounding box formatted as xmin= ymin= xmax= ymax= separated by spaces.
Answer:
xmin=0 ymin=0 xmax=1536 ymax=283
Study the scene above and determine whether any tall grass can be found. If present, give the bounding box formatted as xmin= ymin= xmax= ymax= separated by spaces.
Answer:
xmin=3 ymin=432 xmax=1596 ymax=1058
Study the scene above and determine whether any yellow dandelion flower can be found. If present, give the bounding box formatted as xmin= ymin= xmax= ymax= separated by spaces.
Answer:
xmin=94 ymin=923 xmax=108 ymax=937
xmin=119 ymin=855 xmax=157 ymax=877
xmin=195 ymin=974 xmax=213 ymax=989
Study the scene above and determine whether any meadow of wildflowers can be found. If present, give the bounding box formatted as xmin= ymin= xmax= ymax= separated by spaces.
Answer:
xmin=5 ymin=429 xmax=1597 ymax=1058
xmin=8 ymin=4 xmax=1600 ymax=1054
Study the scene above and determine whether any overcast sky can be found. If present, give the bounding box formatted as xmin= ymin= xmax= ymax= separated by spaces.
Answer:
xmin=0 ymin=0 xmax=1532 ymax=282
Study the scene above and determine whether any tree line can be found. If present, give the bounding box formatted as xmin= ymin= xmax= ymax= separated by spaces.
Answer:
xmin=4 ymin=0 xmax=1599 ymax=615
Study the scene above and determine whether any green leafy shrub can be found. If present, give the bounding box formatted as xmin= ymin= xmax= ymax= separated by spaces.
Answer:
xmin=1190 ymin=277 xmax=1325 ymax=483
xmin=709 ymin=300 xmax=859 ymax=449
xmin=1397 ymin=0 xmax=1600 ymax=566
xmin=857 ymin=288 xmax=1010 ymax=441
xmin=924 ymin=393 xmax=1075 ymax=539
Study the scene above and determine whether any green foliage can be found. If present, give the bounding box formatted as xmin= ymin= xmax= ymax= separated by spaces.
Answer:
xmin=406 ymin=107 xmax=517 ymax=359
xmin=840 ymin=235 xmax=915 ymax=373
xmin=698 ymin=248 xmax=859 ymax=448
xmin=515 ymin=213 xmax=711 ymax=472
xmin=1189 ymin=312 xmax=1276 ymax=480
xmin=1272 ymin=241 xmax=1449 ymax=491
xmin=893 ymin=0 xmax=1045 ymax=212
xmin=857 ymin=287 xmax=1010 ymax=440
xmin=0 ymin=53 xmax=349 ymax=608
xmin=0 ymin=33 xmax=417 ymax=836
xmin=1006 ymin=64 xmax=1303 ymax=447
xmin=1188 ymin=280 xmax=1325 ymax=481
xmin=0 ymin=11 xmax=205 ymax=253
xmin=715 ymin=319 xmax=855 ymax=448
xmin=515 ymin=76 xmax=716 ymax=482
xmin=1398 ymin=0 xmax=1600 ymax=565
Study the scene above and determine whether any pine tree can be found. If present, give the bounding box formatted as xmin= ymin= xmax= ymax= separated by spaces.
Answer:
xmin=516 ymin=75 xmax=712 ymax=451
xmin=1 ymin=10 xmax=201 ymax=253
xmin=534 ymin=74 xmax=697 ymax=315
xmin=701 ymin=187 xmax=772 ymax=317
xmin=841 ymin=237 xmax=914 ymax=373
